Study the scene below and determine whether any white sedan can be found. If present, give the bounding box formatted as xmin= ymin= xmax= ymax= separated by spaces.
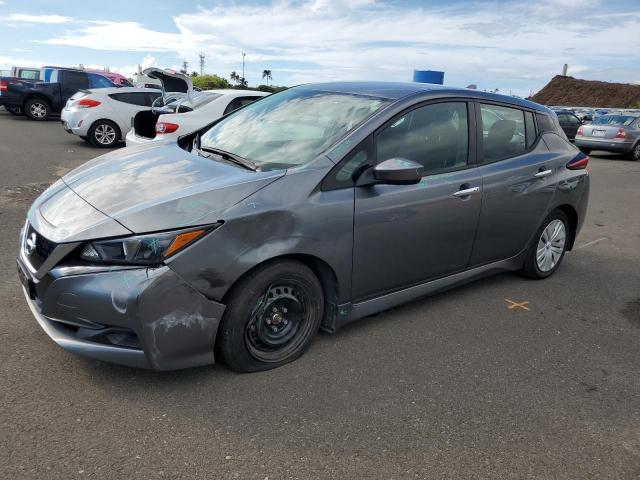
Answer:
xmin=61 ymin=87 xmax=161 ymax=147
xmin=125 ymin=67 xmax=268 ymax=146
xmin=126 ymin=89 xmax=269 ymax=146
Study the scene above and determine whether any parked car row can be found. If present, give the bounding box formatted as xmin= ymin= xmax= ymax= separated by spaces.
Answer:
xmin=549 ymin=106 xmax=640 ymax=159
xmin=2 ymin=66 xmax=269 ymax=148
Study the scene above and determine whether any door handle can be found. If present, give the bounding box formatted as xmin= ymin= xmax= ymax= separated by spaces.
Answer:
xmin=452 ymin=186 xmax=480 ymax=198
xmin=534 ymin=169 xmax=553 ymax=178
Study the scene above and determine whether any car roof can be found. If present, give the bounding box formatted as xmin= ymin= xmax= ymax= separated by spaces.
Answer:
xmin=294 ymin=81 xmax=548 ymax=112
xmin=89 ymin=87 xmax=158 ymax=94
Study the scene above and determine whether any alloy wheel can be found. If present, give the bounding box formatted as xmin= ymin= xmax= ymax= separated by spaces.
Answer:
xmin=29 ymin=103 xmax=47 ymax=119
xmin=536 ymin=219 xmax=566 ymax=272
xmin=94 ymin=124 xmax=117 ymax=145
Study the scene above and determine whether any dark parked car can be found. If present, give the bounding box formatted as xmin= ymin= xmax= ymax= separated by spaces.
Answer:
xmin=553 ymin=109 xmax=583 ymax=141
xmin=17 ymin=82 xmax=590 ymax=372
xmin=0 ymin=68 xmax=115 ymax=120
xmin=575 ymin=114 xmax=640 ymax=160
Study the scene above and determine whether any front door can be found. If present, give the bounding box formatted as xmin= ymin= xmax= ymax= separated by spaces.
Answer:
xmin=352 ymin=101 xmax=482 ymax=301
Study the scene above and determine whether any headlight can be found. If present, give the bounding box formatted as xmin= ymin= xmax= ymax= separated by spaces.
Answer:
xmin=79 ymin=224 xmax=219 ymax=265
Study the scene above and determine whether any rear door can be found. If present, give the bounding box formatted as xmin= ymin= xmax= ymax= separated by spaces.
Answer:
xmin=470 ymin=104 xmax=558 ymax=266
xmin=351 ymin=100 xmax=482 ymax=300
xmin=108 ymin=92 xmax=151 ymax=133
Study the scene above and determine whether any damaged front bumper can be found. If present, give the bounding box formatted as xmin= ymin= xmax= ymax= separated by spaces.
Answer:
xmin=17 ymin=257 xmax=226 ymax=371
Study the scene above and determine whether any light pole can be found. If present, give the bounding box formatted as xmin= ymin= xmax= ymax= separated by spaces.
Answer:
xmin=242 ymin=52 xmax=246 ymax=83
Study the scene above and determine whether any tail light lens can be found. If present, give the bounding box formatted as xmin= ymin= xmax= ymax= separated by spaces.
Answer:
xmin=566 ymin=151 xmax=589 ymax=170
xmin=0 ymin=80 xmax=7 ymax=92
xmin=76 ymin=98 xmax=101 ymax=108
xmin=576 ymin=125 xmax=583 ymax=137
xmin=615 ymin=128 xmax=626 ymax=139
xmin=156 ymin=122 xmax=179 ymax=134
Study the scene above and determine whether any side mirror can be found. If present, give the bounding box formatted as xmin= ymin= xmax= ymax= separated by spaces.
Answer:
xmin=373 ymin=158 xmax=423 ymax=185
xmin=582 ymin=115 xmax=592 ymax=122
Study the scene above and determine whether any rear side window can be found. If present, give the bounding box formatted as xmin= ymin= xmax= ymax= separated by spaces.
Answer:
xmin=376 ymin=101 xmax=469 ymax=173
xmin=145 ymin=92 xmax=162 ymax=106
xmin=525 ymin=111 xmax=537 ymax=148
xmin=223 ymin=96 xmax=261 ymax=115
xmin=108 ymin=92 xmax=148 ymax=106
xmin=536 ymin=113 xmax=556 ymax=133
xmin=480 ymin=104 xmax=526 ymax=162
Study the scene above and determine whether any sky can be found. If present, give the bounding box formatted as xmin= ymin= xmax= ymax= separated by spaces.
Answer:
xmin=1 ymin=0 xmax=639 ymax=96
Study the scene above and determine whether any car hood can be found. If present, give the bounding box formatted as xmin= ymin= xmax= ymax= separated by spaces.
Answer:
xmin=30 ymin=143 xmax=284 ymax=242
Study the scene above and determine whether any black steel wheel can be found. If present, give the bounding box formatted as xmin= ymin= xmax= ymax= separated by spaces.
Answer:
xmin=217 ymin=260 xmax=324 ymax=372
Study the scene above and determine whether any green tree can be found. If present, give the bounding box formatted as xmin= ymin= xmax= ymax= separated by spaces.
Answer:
xmin=230 ymin=71 xmax=238 ymax=85
xmin=192 ymin=74 xmax=231 ymax=90
xmin=262 ymin=69 xmax=272 ymax=86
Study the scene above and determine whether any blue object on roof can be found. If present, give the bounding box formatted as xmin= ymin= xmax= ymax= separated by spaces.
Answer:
xmin=413 ymin=70 xmax=445 ymax=85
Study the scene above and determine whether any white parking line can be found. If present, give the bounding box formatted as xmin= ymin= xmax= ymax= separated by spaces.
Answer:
xmin=576 ymin=237 xmax=608 ymax=249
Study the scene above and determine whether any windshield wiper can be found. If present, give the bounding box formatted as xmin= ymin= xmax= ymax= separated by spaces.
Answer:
xmin=200 ymin=146 xmax=258 ymax=171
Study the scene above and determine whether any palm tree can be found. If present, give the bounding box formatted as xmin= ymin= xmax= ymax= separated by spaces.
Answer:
xmin=262 ymin=69 xmax=272 ymax=86
xmin=230 ymin=71 xmax=238 ymax=85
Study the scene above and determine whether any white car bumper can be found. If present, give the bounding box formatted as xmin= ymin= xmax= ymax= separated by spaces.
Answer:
xmin=60 ymin=109 xmax=90 ymax=136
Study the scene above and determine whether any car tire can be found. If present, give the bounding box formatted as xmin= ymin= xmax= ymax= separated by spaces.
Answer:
xmin=521 ymin=210 xmax=570 ymax=280
xmin=89 ymin=120 xmax=121 ymax=148
xmin=6 ymin=105 xmax=23 ymax=116
xmin=217 ymin=259 xmax=324 ymax=373
xmin=631 ymin=143 xmax=640 ymax=162
xmin=24 ymin=98 xmax=50 ymax=121
xmin=579 ymin=147 xmax=591 ymax=155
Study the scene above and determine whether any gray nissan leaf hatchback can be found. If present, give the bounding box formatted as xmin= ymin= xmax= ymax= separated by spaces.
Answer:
xmin=17 ymin=82 xmax=590 ymax=372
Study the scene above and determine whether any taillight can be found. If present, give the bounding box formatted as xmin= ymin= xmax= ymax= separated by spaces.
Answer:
xmin=615 ymin=128 xmax=626 ymax=139
xmin=76 ymin=98 xmax=101 ymax=108
xmin=576 ymin=125 xmax=583 ymax=137
xmin=156 ymin=122 xmax=179 ymax=134
xmin=0 ymin=80 xmax=7 ymax=92
xmin=566 ymin=151 xmax=589 ymax=170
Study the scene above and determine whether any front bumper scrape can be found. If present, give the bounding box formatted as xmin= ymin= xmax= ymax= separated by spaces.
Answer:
xmin=21 ymin=263 xmax=226 ymax=370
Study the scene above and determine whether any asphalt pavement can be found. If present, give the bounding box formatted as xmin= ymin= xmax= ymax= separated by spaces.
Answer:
xmin=1 ymin=109 xmax=639 ymax=479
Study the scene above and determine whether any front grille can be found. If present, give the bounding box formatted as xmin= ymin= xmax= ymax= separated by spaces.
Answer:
xmin=24 ymin=224 xmax=58 ymax=270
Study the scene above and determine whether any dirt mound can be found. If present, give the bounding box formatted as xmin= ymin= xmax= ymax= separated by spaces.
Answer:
xmin=530 ymin=76 xmax=640 ymax=108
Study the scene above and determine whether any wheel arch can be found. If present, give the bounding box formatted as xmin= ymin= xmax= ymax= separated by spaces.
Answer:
xmin=220 ymin=253 xmax=341 ymax=333
xmin=22 ymin=94 xmax=51 ymax=109
xmin=553 ymin=204 xmax=578 ymax=250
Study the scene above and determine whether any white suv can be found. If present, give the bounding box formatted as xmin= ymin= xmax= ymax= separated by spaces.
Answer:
xmin=61 ymin=87 xmax=161 ymax=147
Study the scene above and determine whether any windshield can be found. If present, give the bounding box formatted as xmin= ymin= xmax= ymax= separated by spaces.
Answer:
xmin=199 ymin=88 xmax=391 ymax=170
xmin=592 ymin=115 xmax=637 ymax=126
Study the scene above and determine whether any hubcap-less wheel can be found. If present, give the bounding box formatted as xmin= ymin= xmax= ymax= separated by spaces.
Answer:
xmin=245 ymin=283 xmax=312 ymax=363
xmin=536 ymin=219 xmax=566 ymax=272
xmin=94 ymin=124 xmax=117 ymax=145
xmin=633 ymin=145 xmax=640 ymax=161
xmin=29 ymin=102 xmax=47 ymax=119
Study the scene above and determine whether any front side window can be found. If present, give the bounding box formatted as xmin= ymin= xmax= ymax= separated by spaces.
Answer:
xmin=199 ymin=88 xmax=391 ymax=170
xmin=376 ymin=102 xmax=469 ymax=174
xmin=480 ymin=104 xmax=526 ymax=162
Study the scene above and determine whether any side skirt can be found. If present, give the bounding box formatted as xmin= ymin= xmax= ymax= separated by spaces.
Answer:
xmin=328 ymin=251 xmax=526 ymax=332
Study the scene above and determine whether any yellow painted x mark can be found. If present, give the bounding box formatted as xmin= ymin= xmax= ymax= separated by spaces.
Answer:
xmin=504 ymin=299 xmax=530 ymax=311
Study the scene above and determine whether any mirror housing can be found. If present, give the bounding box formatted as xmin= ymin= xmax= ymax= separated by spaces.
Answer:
xmin=373 ymin=158 xmax=423 ymax=185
